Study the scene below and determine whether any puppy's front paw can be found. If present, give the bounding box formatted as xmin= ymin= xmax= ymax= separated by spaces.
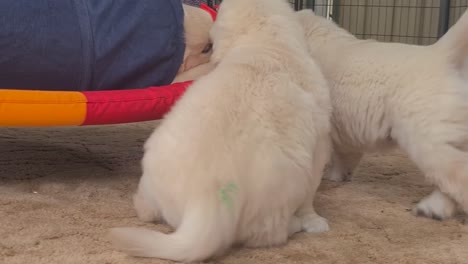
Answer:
xmin=413 ymin=190 xmax=456 ymax=221
xmin=301 ymin=214 xmax=330 ymax=233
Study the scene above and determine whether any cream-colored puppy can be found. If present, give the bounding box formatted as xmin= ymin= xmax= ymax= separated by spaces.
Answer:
xmin=297 ymin=9 xmax=468 ymax=221
xmin=173 ymin=4 xmax=215 ymax=82
xmin=109 ymin=0 xmax=332 ymax=262
xmin=172 ymin=60 xmax=216 ymax=83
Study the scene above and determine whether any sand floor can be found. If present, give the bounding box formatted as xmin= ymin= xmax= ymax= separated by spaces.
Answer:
xmin=1 ymin=123 xmax=467 ymax=264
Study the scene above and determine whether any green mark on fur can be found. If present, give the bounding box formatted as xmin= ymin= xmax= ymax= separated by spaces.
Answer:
xmin=220 ymin=183 xmax=237 ymax=209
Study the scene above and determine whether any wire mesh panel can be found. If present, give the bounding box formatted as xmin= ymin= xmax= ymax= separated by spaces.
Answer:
xmin=311 ymin=0 xmax=468 ymax=45
xmin=214 ymin=0 xmax=467 ymax=45
xmin=449 ymin=0 xmax=468 ymax=26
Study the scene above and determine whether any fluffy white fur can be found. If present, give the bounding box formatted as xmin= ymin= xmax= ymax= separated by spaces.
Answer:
xmin=108 ymin=0 xmax=332 ymax=262
xmin=174 ymin=4 xmax=214 ymax=81
xmin=297 ymin=9 xmax=468 ymax=221
xmin=172 ymin=60 xmax=216 ymax=83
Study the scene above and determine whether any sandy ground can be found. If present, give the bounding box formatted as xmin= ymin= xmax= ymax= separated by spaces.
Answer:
xmin=1 ymin=122 xmax=467 ymax=264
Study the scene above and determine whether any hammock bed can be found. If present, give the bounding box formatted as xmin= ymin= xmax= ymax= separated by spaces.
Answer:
xmin=0 ymin=81 xmax=192 ymax=127
xmin=0 ymin=2 xmax=217 ymax=127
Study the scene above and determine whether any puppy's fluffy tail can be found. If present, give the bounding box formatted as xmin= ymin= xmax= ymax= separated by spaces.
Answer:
xmin=109 ymin=197 xmax=237 ymax=262
xmin=434 ymin=9 xmax=468 ymax=69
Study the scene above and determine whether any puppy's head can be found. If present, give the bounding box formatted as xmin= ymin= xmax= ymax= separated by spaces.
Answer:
xmin=296 ymin=9 xmax=353 ymax=40
xmin=295 ymin=9 xmax=318 ymax=28
xmin=209 ymin=0 xmax=295 ymax=63
xmin=180 ymin=4 xmax=215 ymax=73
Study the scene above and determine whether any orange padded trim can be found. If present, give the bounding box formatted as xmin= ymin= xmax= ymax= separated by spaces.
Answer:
xmin=0 ymin=89 xmax=87 ymax=126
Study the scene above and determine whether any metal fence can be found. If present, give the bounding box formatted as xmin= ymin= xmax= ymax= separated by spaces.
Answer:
xmin=210 ymin=0 xmax=467 ymax=45
xmin=292 ymin=0 xmax=468 ymax=45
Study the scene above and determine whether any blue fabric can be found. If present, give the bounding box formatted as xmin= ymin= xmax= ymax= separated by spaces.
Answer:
xmin=0 ymin=0 xmax=185 ymax=91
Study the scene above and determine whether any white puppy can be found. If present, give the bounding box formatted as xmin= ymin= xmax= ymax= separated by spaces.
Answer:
xmin=109 ymin=0 xmax=332 ymax=262
xmin=297 ymin=9 xmax=468 ymax=221
xmin=173 ymin=4 xmax=215 ymax=82
xmin=172 ymin=60 xmax=216 ymax=83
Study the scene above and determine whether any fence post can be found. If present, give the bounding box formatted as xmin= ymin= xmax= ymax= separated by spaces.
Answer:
xmin=438 ymin=0 xmax=451 ymax=38
xmin=332 ymin=0 xmax=340 ymax=22
xmin=294 ymin=0 xmax=300 ymax=10
xmin=305 ymin=0 xmax=315 ymax=10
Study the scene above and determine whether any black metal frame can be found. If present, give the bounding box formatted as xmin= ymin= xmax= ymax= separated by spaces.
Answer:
xmin=438 ymin=0 xmax=451 ymax=37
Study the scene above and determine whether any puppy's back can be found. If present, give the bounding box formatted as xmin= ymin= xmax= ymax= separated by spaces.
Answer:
xmin=110 ymin=0 xmax=332 ymax=262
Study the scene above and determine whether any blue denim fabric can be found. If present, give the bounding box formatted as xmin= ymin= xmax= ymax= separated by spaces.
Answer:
xmin=0 ymin=0 xmax=185 ymax=91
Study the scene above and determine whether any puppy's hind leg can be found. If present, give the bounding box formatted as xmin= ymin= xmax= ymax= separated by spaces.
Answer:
xmin=412 ymin=153 xmax=465 ymax=221
xmin=288 ymin=215 xmax=303 ymax=236
xmin=395 ymin=128 xmax=466 ymax=220
xmin=413 ymin=188 xmax=457 ymax=221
